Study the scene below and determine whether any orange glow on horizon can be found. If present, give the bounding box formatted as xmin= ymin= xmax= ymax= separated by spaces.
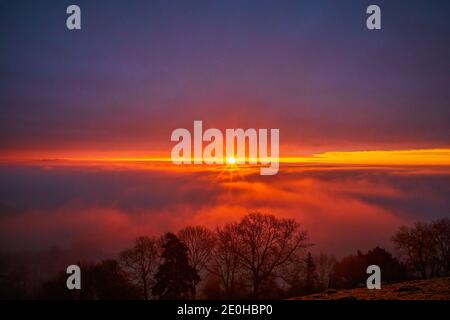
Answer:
xmin=1 ymin=148 xmax=450 ymax=167
xmin=283 ymin=149 xmax=450 ymax=166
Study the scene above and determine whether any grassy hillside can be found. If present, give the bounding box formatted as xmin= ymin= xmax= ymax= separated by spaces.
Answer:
xmin=290 ymin=277 xmax=450 ymax=300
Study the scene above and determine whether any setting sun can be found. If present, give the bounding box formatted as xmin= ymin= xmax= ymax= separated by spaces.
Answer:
xmin=227 ymin=156 xmax=236 ymax=165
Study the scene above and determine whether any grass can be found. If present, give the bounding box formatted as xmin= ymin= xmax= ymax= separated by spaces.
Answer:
xmin=290 ymin=277 xmax=450 ymax=300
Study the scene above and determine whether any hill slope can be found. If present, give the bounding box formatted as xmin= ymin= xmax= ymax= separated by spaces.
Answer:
xmin=290 ymin=277 xmax=450 ymax=300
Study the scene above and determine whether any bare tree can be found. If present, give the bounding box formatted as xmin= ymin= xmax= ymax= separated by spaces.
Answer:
xmin=314 ymin=253 xmax=336 ymax=290
xmin=178 ymin=226 xmax=216 ymax=274
xmin=392 ymin=223 xmax=437 ymax=279
xmin=229 ymin=213 xmax=310 ymax=298
xmin=120 ymin=236 xmax=160 ymax=299
xmin=178 ymin=226 xmax=216 ymax=298
xmin=431 ymin=218 xmax=450 ymax=275
xmin=208 ymin=224 xmax=243 ymax=298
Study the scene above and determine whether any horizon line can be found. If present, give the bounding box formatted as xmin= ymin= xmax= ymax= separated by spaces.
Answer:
xmin=1 ymin=148 xmax=450 ymax=166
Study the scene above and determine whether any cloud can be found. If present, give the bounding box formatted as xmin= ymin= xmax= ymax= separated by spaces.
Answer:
xmin=0 ymin=163 xmax=449 ymax=256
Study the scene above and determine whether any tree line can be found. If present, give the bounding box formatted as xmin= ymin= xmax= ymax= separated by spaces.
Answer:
xmin=3 ymin=214 xmax=448 ymax=299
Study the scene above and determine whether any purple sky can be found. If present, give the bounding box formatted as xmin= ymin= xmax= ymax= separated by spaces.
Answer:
xmin=1 ymin=0 xmax=449 ymax=156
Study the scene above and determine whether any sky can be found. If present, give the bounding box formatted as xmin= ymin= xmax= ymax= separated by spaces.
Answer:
xmin=0 ymin=1 xmax=449 ymax=258
xmin=1 ymin=0 xmax=449 ymax=159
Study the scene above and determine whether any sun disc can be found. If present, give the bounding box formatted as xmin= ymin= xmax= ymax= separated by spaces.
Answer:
xmin=227 ymin=156 xmax=236 ymax=165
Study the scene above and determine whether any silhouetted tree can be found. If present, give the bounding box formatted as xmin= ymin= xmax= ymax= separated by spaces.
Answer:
xmin=330 ymin=247 xmax=406 ymax=289
xmin=152 ymin=233 xmax=200 ymax=299
xmin=365 ymin=247 xmax=407 ymax=282
xmin=120 ymin=236 xmax=160 ymax=299
xmin=431 ymin=218 xmax=450 ymax=276
xmin=281 ymin=252 xmax=325 ymax=297
xmin=315 ymin=253 xmax=336 ymax=290
xmin=208 ymin=224 xmax=246 ymax=299
xmin=39 ymin=260 xmax=140 ymax=299
xmin=303 ymin=252 xmax=319 ymax=294
xmin=393 ymin=223 xmax=434 ymax=278
xmin=178 ymin=226 xmax=216 ymax=297
xmin=393 ymin=219 xmax=450 ymax=278
xmin=178 ymin=226 xmax=215 ymax=272
xmin=224 ymin=213 xmax=310 ymax=298
xmin=87 ymin=260 xmax=141 ymax=299
xmin=329 ymin=251 xmax=367 ymax=289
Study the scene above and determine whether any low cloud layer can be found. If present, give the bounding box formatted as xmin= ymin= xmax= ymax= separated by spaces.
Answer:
xmin=0 ymin=163 xmax=449 ymax=257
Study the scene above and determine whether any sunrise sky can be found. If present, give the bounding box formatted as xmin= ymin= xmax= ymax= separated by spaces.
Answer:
xmin=0 ymin=1 xmax=449 ymax=258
